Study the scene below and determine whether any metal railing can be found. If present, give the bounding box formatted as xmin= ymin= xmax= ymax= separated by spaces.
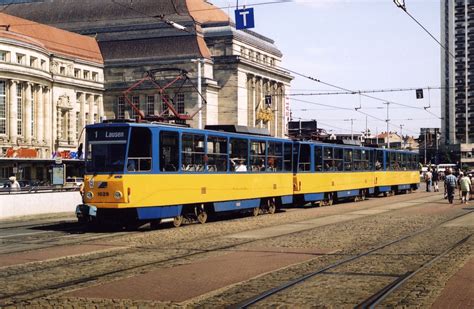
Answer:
xmin=0 ymin=185 xmax=80 ymax=195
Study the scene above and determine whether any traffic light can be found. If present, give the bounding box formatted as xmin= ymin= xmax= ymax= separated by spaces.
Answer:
xmin=416 ymin=89 xmax=423 ymax=99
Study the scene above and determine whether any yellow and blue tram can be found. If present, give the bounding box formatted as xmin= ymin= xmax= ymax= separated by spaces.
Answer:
xmin=76 ymin=122 xmax=420 ymax=227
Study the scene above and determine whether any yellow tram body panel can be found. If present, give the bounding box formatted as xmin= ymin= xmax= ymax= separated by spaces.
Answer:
xmin=294 ymin=172 xmax=375 ymax=194
xmin=374 ymin=171 xmax=420 ymax=187
xmin=294 ymin=171 xmax=419 ymax=194
xmin=83 ymin=173 xmax=294 ymax=209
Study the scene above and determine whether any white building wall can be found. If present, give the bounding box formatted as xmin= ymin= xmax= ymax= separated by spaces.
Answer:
xmin=0 ymin=37 xmax=104 ymax=159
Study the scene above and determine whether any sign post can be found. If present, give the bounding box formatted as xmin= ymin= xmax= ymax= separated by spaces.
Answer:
xmin=52 ymin=164 xmax=65 ymax=186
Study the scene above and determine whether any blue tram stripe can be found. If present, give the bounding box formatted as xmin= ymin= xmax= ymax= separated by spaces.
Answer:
xmin=137 ymin=205 xmax=183 ymax=220
xmin=214 ymin=199 xmax=260 ymax=212
xmin=304 ymin=193 xmax=324 ymax=202
xmin=336 ymin=189 xmax=360 ymax=198
xmin=281 ymin=195 xmax=293 ymax=205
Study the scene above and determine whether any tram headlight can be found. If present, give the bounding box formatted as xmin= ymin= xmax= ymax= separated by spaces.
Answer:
xmin=85 ymin=191 xmax=94 ymax=200
xmin=114 ymin=191 xmax=123 ymax=200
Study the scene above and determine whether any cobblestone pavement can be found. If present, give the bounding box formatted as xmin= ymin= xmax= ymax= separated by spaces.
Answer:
xmin=0 ymin=192 xmax=472 ymax=308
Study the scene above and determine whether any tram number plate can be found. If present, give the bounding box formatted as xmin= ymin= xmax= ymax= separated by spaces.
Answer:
xmin=98 ymin=192 xmax=109 ymax=197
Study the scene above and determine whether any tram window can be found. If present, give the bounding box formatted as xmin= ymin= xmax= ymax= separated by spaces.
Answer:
xmin=250 ymin=140 xmax=266 ymax=172
xmin=376 ymin=150 xmax=383 ymax=170
xmin=344 ymin=149 xmax=352 ymax=171
xmin=323 ymin=147 xmax=335 ymax=172
xmin=354 ymin=149 xmax=369 ymax=171
xmin=284 ymin=143 xmax=293 ymax=172
xmin=368 ymin=150 xmax=374 ymax=170
xmin=159 ymin=131 xmax=179 ymax=172
xmin=298 ymin=144 xmax=311 ymax=172
xmin=127 ymin=127 xmax=152 ymax=172
xmin=395 ymin=152 xmax=402 ymax=170
xmin=230 ymin=138 xmax=248 ymax=172
xmin=314 ymin=146 xmax=323 ymax=171
xmin=334 ymin=148 xmax=343 ymax=171
xmin=181 ymin=134 xmax=205 ymax=172
xmin=207 ymin=136 xmax=228 ymax=172
xmin=401 ymin=153 xmax=407 ymax=170
xmin=389 ymin=152 xmax=398 ymax=170
xmin=268 ymin=142 xmax=283 ymax=172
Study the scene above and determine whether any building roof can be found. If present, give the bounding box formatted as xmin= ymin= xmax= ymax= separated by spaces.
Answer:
xmin=0 ymin=12 xmax=103 ymax=64
xmin=186 ymin=0 xmax=229 ymax=24
xmin=0 ymin=0 xmax=281 ymax=62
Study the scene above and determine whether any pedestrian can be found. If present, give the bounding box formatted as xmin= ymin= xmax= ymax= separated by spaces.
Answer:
xmin=459 ymin=173 xmax=472 ymax=204
xmin=457 ymin=171 xmax=464 ymax=200
xmin=424 ymin=168 xmax=432 ymax=192
xmin=444 ymin=169 xmax=457 ymax=204
xmin=432 ymin=168 xmax=439 ymax=192
xmin=9 ymin=176 xmax=20 ymax=191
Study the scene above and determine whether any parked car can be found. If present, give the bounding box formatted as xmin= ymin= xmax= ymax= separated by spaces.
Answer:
xmin=65 ymin=177 xmax=84 ymax=187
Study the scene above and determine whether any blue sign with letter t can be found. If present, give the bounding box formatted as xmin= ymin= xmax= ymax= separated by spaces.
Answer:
xmin=235 ymin=8 xmax=255 ymax=30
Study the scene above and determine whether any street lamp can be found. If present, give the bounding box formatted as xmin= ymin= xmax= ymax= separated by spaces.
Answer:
xmin=191 ymin=59 xmax=205 ymax=129
xmin=384 ymin=102 xmax=390 ymax=148
xmin=400 ymin=124 xmax=404 ymax=149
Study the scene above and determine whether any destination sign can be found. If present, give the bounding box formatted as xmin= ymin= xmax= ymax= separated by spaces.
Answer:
xmin=87 ymin=127 xmax=129 ymax=142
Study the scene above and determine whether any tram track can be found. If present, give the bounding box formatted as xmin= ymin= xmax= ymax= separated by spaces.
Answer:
xmin=0 ymin=193 xmax=455 ymax=306
xmin=354 ymin=233 xmax=472 ymax=308
xmin=0 ymin=192 xmax=431 ymax=257
xmin=228 ymin=209 xmax=474 ymax=308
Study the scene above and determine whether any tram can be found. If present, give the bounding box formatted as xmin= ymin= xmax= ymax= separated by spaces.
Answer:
xmin=76 ymin=122 xmax=420 ymax=228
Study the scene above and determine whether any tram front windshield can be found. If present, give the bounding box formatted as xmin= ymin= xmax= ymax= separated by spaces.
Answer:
xmin=86 ymin=142 xmax=126 ymax=173
xmin=85 ymin=127 xmax=128 ymax=173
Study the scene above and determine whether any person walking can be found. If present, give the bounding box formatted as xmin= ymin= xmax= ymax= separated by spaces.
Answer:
xmin=444 ymin=169 xmax=457 ymax=204
xmin=425 ymin=168 xmax=433 ymax=192
xmin=457 ymin=172 xmax=464 ymax=200
xmin=432 ymin=168 xmax=439 ymax=192
xmin=9 ymin=176 xmax=20 ymax=191
xmin=459 ymin=173 xmax=472 ymax=204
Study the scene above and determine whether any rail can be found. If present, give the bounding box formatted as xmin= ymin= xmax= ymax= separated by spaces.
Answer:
xmin=0 ymin=185 xmax=80 ymax=195
xmin=230 ymin=209 xmax=474 ymax=308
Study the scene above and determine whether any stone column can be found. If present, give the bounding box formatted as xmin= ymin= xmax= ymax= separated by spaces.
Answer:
xmin=78 ymin=92 xmax=85 ymax=130
xmin=44 ymin=87 xmax=52 ymax=151
xmin=68 ymin=110 xmax=75 ymax=145
xmin=88 ymin=94 xmax=94 ymax=124
xmin=257 ymin=78 xmax=263 ymax=128
xmin=273 ymin=82 xmax=278 ymax=137
xmin=25 ymin=82 xmax=32 ymax=144
xmin=8 ymin=80 xmax=18 ymax=144
xmin=98 ymin=95 xmax=104 ymax=122
xmin=51 ymin=88 xmax=58 ymax=151
xmin=36 ymin=85 xmax=44 ymax=143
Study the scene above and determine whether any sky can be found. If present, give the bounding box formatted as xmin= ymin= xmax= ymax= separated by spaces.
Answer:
xmin=211 ymin=0 xmax=442 ymax=138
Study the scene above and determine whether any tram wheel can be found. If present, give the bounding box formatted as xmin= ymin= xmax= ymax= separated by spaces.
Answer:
xmin=361 ymin=190 xmax=366 ymax=201
xmin=197 ymin=210 xmax=208 ymax=224
xmin=383 ymin=192 xmax=388 ymax=197
xmin=326 ymin=193 xmax=334 ymax=206
xmin=173 ymin=215 xmax=184 ymax=227
xmin=252 ymin=207 xmax=260 ymax=217
xmin=267 ymin=198 xmax=276 ymax=214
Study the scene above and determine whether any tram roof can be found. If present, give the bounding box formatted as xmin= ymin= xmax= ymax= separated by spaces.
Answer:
xmin=85 ymin=122 xmax=290 ymax=141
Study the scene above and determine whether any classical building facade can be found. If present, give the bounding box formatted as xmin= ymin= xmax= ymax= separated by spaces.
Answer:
xmin=2 ymin=0 xmax=293 ymax=137
xmin=0 ymin=13 xmax=103 ymax=180
xmin=441 ymin=0 xmax=474 ymax=167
